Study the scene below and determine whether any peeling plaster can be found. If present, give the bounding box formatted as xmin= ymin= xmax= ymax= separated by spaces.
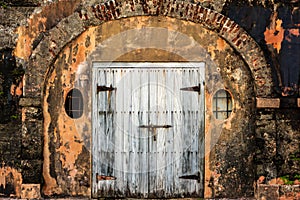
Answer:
xmin=41 ymin=16 xmax=255 ymax=197
xmin=43 ymin=70 xmax=61 ymax=196
xmin=0 ymin=166 xmax=22 ymax=198
xmin=264 ymin=18 xmax=284 ymax=53
xmin=56 ymin=114 xmax=83 ymax=184
xmin=14 ymin=0 xmax=81 ymax=60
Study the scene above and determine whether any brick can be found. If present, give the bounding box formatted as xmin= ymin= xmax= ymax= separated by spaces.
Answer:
xmin=257 ymin=98 xmax=280 ymax=108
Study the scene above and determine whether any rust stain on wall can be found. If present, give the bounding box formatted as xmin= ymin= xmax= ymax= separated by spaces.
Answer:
xmin=264 ymin=14 xmax=284 ymax=53
xmin=43 ymin=70 xmax=61 ymax=196
xmin=43 ymin=28 xmax=96 ymax=196
xmin=204 ymin=90 xmax=213 ymax=198
xmin=57 ymin=104 xmax=83 ymax=163
xmin=10 ymin=81 xmax=23 ymax=96
xmin=56 ymin=114 xmax=84 ymax=192
xmin=41 ymin=16 xmax=255 ymax=197
xmin=216 ymin=38 xmax=227 ymax=51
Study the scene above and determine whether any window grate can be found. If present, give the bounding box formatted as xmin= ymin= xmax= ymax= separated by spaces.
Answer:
xmin=213 ymin=89 xmax=232 ymax=120
xmin=65 ymin=88 xmax=84 ymax=119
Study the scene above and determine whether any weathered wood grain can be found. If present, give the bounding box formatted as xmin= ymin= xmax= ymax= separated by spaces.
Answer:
xmin=92 ymin=63 xmax=205 ymax=198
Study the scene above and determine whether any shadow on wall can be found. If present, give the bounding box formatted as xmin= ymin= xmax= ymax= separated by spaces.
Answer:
xmin=0 ymin=49 xmax=24 ymax=124
xmin=222 ymin=0 xmax=300 ymax=97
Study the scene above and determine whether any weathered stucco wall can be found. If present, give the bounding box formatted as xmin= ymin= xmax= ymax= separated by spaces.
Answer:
xmin=42 ymin=16 xmax=255 ymax=198
xmin=0 ymin=0 xmax=299 ymax=199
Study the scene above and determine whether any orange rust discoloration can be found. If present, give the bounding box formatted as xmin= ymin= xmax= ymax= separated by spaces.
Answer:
xmin=41 ymin=16 xmax=252 ymax=197
xmin=204 ymin=90 xmax=213 ymax=198
xmin=43 ymin=70 xmax=61 ymax=196
xmin=96 ymin=174 xmax=117 ymax=181
xmin=42 ymin=28 xmax=96 ymax=196
xmin=208 ymin=45 xmax=216 ymax=60
xmin=10 ymin=81 xmax=23 ymax=96
xmin=57 ymin=114 xmax=83 ymax=170
xmin=216 ymin=38 xmax=227 ymax=51
xmin=264 ymin=17 xmax=284 ymax=53
xmin=0 ymin=166 xmax=23 ymax=198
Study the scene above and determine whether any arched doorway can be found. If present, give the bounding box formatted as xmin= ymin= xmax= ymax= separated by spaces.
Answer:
xmin=17 ymin=1 xmax=273 ymax=198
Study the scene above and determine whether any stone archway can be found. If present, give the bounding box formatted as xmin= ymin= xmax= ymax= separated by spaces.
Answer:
xmin=21 ymin=0 xmax=272 ymax=99
xmin=16 ymin=0 xmax=273 ymax=198
xmin=40 ymin=15 xmax=257 ymax=197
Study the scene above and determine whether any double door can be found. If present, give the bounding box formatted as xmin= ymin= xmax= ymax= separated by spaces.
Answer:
xmin=92 ymin=62 xmax=205 ymax=198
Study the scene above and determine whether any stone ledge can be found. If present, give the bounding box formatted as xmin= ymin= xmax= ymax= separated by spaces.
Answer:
xmin=19 ymin=97 xmax=41 ymax=107
xmin=256 ymin=98 xmax=280 ymax=108
xmin=257 ymin=98 xmax=300 ymax=108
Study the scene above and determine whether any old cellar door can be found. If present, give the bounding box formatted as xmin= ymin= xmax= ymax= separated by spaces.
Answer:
xmin=92 ymin=62 xmax=205 ymax=198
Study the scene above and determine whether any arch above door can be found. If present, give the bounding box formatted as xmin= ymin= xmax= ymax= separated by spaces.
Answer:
xmin=19 ymin=0 xmax=272 ymax=99
xmin=15 ymin=0 xmax=270 ymax=198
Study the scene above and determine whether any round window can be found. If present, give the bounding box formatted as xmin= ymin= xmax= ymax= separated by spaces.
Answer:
xmin=213 ymin=89 xmax=233 ymax=120
xmin=65 ymin=88 xmax=84 ymax=119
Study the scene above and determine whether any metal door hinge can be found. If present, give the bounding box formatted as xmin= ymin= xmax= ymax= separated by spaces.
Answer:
xmin=97 ymin=84 xmax=116 ymax=93
xmin=139 ymin=125 xmax=173 ymax=129
xmin=96 ymin=173 xmax=117 ymax=182
xmin=179 ymin=171 xmax=200 ymax=183
xmin=180 ymin=84 xmax=201 ymax=94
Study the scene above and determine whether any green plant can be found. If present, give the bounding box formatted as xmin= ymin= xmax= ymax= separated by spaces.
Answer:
xmin=279 ymin=173 xmax=300 ymax=185
xmin=10 ymin=114 xmax=18 ymax=120
xmin=0 ymin=1 xmax=7 ymax=9
xmin=294 ymin=174 xmax=300 ymax=179
xmin=280 ymin=175 xmax=294 ymax=185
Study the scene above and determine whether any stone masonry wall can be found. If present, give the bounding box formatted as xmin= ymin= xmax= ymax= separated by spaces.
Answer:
xmin=256 ymin=108 xmax=300 ymax=182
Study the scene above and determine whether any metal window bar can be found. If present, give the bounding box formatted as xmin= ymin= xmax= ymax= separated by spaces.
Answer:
xmin=66 ymin=90 xmax=83 ymax=118
xmin=213 ymin=90 xmax=232 ymax=119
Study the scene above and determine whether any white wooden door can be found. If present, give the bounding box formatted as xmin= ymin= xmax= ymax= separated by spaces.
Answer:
xmin=92 ymin=62 xmax=205 ymax=198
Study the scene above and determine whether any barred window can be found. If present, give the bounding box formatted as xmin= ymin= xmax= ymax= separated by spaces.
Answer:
xmin=213 ymin=89 xmax=232 ymax=120
xmin=65 ymin=88 xmax=83 ymax=119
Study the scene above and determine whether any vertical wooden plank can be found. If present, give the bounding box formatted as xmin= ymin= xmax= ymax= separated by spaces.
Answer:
xmin=113 ymin=68 xmax=123 ymax=196
xmin=97 ymin=69 xmax=107 ymax=196
xmin=174 ymin=68 xmax=183 ymax=197
xmin=132 ymin=69 xmax=142 ymax=196
xmin=92 ymin=67 xmax=98 ymax=197
xmin=199 ymin=66 xmax=205 ymax=194
xmin=165 ymin=68 xmax=175 ymax=197
xmin=137 ymin=69 xmax=149 ymax=198
xmin=148 ymin=69 xmax=157 ymax=197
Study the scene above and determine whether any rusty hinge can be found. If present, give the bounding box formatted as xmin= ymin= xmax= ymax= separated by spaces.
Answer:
xmin=179 ymin=171 xmax=200 ymax=183
xmin=139 ymin=125 xmax=172 ymax=129
xmin=97 ymin=84 xmax=116 ymax=94
xmin=139 ymin=124 xmax=172 ymax=141
xmin=180 ymin=84 xmax=201 ymax=94
xmin=96 ymin=173 xmax=117 ymax=182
